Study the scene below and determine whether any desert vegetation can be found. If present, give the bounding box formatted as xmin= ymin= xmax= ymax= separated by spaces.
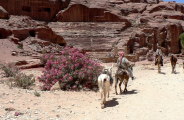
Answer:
xmin=0 ymin=47 xmax=102 ymax=91
xmin=38 ymin=47 xmax=102 ymax=91
xmin=180 ymin=33 xmax=184 ymax=49
xmin=0 ymin=63 xmax=35 ymax=89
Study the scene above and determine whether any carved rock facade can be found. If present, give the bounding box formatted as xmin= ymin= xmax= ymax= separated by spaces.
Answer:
xmin=0 ymin=0 xmax=70 ymax=22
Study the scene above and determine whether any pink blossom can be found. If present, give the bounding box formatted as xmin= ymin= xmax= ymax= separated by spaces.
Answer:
xmin=72 ymin=85 xmax=76 ymax=89
xmin=69 ymin=76 xmax=73 ymax=81
xmin=85 ymin=52 xmax=89 ymax=55
xmin=46 ymin=74 xmax=50 ymax=78
xmin=45 ymin=55 xmax=48 ymax=59
xmin=50 ymin=54 xmax=53 ymax=59
xmin=75 ymin=63 xmax=79 ymax=67
xmin=62 ymin=51 xmax=65 ymax=55
xmin=63 ymin=74 xmax=68 ymax=79
xmin=71 ymin=66 xmax=74 ymax=70
xmin=15 ymin=112 xmax=19 ymax=116
xmin=61 ymin=79 xmax=65 ymax=82
xmin=75 ymin=81 xmax=78 ymax=84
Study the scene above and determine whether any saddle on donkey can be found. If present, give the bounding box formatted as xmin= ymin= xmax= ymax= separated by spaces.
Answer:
xmin=155 ymin=46 xmax=164 ymax=66
xmin=155 ymin=54 xmax=163 ymax=66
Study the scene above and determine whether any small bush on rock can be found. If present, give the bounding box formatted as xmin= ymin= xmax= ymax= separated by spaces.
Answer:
xmin=38 ymin=47 xmax=102 ymax=91
xmin=0 ymin=63 xmax=20 ymax=77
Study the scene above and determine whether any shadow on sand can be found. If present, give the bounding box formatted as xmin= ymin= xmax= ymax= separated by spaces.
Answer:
xmin=159 ymin=72 xmax=166 ymax=75
xmin=173 ymin=72 xmax=180 ymax=74
xmin=120 ymin=89 xmax=138 ymax=95
xmin=105 ymin=98 xmax=119 ymax=108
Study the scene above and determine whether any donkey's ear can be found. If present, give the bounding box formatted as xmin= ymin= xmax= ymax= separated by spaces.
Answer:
xmin=132 ymin=64 xmax=135 ymax=67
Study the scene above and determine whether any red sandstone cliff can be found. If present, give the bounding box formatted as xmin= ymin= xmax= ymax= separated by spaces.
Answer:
xmin=0 ymin=0 xmax=184 ymax=62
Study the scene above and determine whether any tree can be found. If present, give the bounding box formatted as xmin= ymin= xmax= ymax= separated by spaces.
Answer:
xmin=179 ymin=33 xmax=184 ymax=49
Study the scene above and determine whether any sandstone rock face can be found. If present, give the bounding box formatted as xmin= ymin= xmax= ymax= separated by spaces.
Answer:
xmin=57 ymin=4 xmax=130 ymax=23
xmin=1 ymin=0 xmax=184 ymax=62
xmin=0 ymin=6 xmax=9 ymax=19
xmin=49 ymin=22 xmax=127 ymax=52
xmin=0 ymin=16 xmax=66 ymax=45
xmin=0 ymin=0 xmax=70 ymax=22
xmin=166 ymin=21 xmax=183 ymax=54
xmin=51 ymin=0 xmax=184 ymax=62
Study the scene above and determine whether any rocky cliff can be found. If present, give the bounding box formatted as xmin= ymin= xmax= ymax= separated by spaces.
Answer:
xmin=50 ymin=0 xmax=184 ymax=61
xmin=0 ymin=0 xmax=184 ymax=62
xmin=0 ymin=0 xmax=70 ymax=22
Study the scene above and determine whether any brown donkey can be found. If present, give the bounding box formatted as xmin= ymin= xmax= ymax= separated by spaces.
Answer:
xmin=155 ymin=55 xmax=162 ymax=73
xmin=115 ymin=64 xmax=134 ymax=95
xmin=170 ymin=55 xmax=177 ymax=74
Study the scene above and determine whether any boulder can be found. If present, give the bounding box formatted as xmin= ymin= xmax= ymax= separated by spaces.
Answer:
xmin=0 ymin=28 xmax=12 ymax=39
xmin=50 ymin=81 xmax=61 ymax=92
xmin=11 ymin=51 xmax=18 ymax=56
xmin=9 ymin=35 xmax=20 ymax=44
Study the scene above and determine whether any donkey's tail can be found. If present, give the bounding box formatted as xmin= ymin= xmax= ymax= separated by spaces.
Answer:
xmin=171 ymin=55 xmax=174 ymax=62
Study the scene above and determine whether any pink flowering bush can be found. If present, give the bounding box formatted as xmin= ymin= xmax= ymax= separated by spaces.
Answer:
xmin=38 ymin=47 xmax=102 ymax=91
xmin=40 ymin=53 xmax=57 ymax=67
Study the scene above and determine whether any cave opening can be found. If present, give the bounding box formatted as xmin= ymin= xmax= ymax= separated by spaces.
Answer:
xmin=59 ymin=43 xmax=66 ymax=46
xmin=0 ymin=34 xmax=2 ymax=39
xmin=22 ymin=6 xmax=31 ymax=12
xmin=43 ymin=8 xmax=51 ymax=12
xmin=29 ymin=30 xmax=36 ymax=37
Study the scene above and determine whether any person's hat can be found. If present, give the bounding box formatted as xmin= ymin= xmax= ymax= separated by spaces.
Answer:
xmin=119 ymin=51 xmax=124 ymax=56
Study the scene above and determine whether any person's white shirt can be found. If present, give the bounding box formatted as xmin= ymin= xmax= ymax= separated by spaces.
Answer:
xmin=156 ymin=49 xmax=162 ymax=56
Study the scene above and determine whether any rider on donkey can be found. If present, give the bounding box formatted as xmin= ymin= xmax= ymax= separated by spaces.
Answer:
xmin=117 ymin=51 xmax=135 ymax=80
xmin=155 ymin=45 xmax=164 ymax=66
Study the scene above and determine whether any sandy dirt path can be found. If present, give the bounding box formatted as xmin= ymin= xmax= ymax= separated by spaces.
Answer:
xmin=0 ymin=61 xmax=184 ymax=120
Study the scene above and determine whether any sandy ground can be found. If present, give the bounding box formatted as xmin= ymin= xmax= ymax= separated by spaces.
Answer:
xmin=0 ymin=58 xmax=184 ymax=120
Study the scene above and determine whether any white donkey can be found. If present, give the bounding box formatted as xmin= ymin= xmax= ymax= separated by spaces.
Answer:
xmin=98 ymin=64 xmax=113 ymax=109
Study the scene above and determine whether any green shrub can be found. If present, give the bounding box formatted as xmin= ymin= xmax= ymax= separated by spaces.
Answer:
xmin=180 ymin=33 xmax=184 ymax=48
xmin=34 ymin=90 xmax=41 ymax=97
xmin=17 ymin=45 xmax=23 ymax=49
xmin=0 ymin=63 xmax=20 ymax=77
xmin=10 ymin=73 xmax=35 ymax=89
